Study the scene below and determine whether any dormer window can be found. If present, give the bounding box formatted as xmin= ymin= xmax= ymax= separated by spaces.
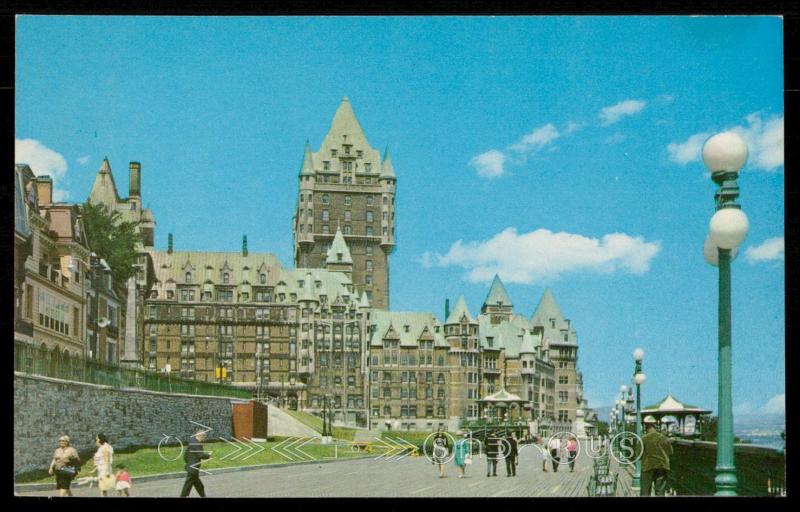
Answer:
xmin=403 ymin=325 xmax=410 ymax=333
xmin=315 ymin=280 xmax=321 ymax=289
xmin=337 ymin=252 xmax=343 ymax=262
xmin=185 ymin=272 xmax=192 ymax=284
xmin=260 ymin=273 xmax=267 ymax=284
xmin=344 ymin=195 xmax=351 ymax=206
xmin=324 ymin=161 xmax=330 ymax=170
xmin=223 ymin=273 xmax=230 ymax=284
xmin=550 ymin=319 xmax=555 ymax=328
xmin=487 ymin=337 xmax=494 ymax=348
xmin=322 ymin=194 xmax=329 ymax=204
xmin=357 ymin=150 xmax=363 ymax=158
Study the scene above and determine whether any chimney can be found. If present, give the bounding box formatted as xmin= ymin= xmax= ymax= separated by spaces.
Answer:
xmin=445 ymin=298 xmax=450 ymax=321
xmin=35 ymin=176 xmax=53 ymax=204
xmin=242 ymin=235 xmax=248 ymax=257
xmin=129 ymin=161 xmax=141 ymax=197
xmin=167 ymin=233 xmax=173 ymax=254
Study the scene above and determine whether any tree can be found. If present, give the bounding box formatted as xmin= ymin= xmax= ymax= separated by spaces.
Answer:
xmin=595 ymin=421 xmax=610 ymax=437
xmin=700 ymin=415 xmax=718 ymax=441
xmin=80 ymin=202 xmax=142 ymax=290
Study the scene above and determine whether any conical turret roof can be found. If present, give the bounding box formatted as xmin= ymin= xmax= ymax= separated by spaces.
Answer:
xmin=321 ymin=96 xmax=371 ymax=150
xmin=326 ymin=227 xmax=353 ymax=265
xmin=88 ymin=156 xmax=121 ymax=206
xmin=381 ymin=146 xmax=396 ymax=178
xmin=445 ymin=295 xmax=474 ymax=324
xmin=484 ymin=274 xmax=513 ymax=307
xmin=359 ymin=290 xmax=371 ymax=309
xmin=299 ymin=140 xmax=315 ymax=176
xmin=301 ymin=272 xmax=317 ymax=302
xmin=530 ymin=287 xmax=564 ymax=326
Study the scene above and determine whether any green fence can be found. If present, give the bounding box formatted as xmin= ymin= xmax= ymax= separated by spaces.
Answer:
xmin=668 ymin=439 xmax=785 ymax=496
xmin=14 ymin=341 xmax=251 ymax=400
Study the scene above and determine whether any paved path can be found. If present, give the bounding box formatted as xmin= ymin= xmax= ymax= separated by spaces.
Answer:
xmin=18 ymin=445 xmax=633 ymax=498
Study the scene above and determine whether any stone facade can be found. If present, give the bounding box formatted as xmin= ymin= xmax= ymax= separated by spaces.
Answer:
xmin=13 ymin=373 xmax=234 ymax=475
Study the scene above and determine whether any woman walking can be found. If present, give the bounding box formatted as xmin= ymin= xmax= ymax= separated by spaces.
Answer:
xmin=92 ymin=433 xmax=115 ymax=497
xmin=48 ymin=435 xmax=80 ymax=497
xmin=453 ymin=435 xmax=471 ymax=478
xmin=567 ymin=436 xmax=579 ymax=472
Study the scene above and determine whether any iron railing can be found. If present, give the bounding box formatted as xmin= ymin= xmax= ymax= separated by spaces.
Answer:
xmin=14 ymin=340 xmax=251 ymax=399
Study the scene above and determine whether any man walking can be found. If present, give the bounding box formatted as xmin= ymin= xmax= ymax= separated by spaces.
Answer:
xmin=640 ymin=416 xmax=673 ymax=496
xmin=180 ymin=430 xmax=211 ymax=497
xmin=485 ymin=431 xmax=500 ymax=477
xmin=504 ymin=431 xmax=518 ymax=477
xmin=547 ymin=435 xmax=561 ymax=472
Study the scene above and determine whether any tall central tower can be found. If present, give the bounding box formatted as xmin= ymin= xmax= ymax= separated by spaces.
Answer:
xmin=293 ymin=97 xmax=396 ymax=309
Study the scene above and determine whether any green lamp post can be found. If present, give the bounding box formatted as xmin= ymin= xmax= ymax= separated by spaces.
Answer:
xmin=632 ymin=348 xmax=646 ymax=490
xmin=702 ymin=131 xmax=749 ymax=496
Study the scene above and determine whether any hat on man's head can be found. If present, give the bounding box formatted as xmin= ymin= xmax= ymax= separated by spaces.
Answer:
xmin=643 ymin=415 xmax=657 ymax=424
xmin=59 ymin=435 xmax=70 ymax=443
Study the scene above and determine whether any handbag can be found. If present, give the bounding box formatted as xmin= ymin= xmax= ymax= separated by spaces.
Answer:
xmin=56 ymin=465 xmax=77 ymax=476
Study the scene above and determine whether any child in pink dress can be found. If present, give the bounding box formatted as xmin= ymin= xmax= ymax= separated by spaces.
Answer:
xmin=115 ymin=464 xmax=132 ymax=496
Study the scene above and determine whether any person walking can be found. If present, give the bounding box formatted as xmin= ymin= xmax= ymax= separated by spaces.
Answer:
xmin=485 ymin=432 xmax=500 ymax=477
xmin=453 ymin=435 xmax=471 ymax=479
xmin=115 ymin=464 xmax=132 ymax=496
xmin=180 ymin=430 xmax=211 ymax=497
xmin=567 ymin=436 xmax=579 ymax=472
xmin=640 ymin=415 xmax=674 ymax=496
xmin=538 ymin=436 xmax=549 ymax=472
xmin=432 ymin=437 xmax=449 ymax=478
xmin=548 ymin=435 xmax=561 ymax=472
xmin=92 ymin=434 xmax=114 ymax=497
xmin=504 ymin=431 xmax=518 ymax=477
xmin=48 ymin=435 xmax=80 ymax=497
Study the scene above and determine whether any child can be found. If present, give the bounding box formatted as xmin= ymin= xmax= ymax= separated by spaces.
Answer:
xmin=115 ymin=464 xmax=132 ymax=496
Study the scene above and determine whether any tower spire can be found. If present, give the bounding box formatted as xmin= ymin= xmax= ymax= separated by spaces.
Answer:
xmin=300 ymin=140 xmax=314 ymax=176
xmin=381 ymin=146 xmax=395 ymax=178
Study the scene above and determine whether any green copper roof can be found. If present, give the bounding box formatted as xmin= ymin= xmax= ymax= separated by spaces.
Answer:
xmin=299 ymin=140 xmax=315 ymax=176
xmin=369 ymin=310 xmax=447 ymax=348
xmin=380 ymin=146 xmax=396 ymax=178
xmin=484 ymin=274 xmax=513 ymax=307
xmin=359 ymin=290 xmax=371 ymax=309
xmin=326 ymin=227 xmax=353 ymax=265
xmin=519 ymin=330 xmax=537 ymax=354
xmin=530 ymin=287 xmax=577 ymax=345
xmin=642 ymin=394 xmax=708 ymax=412
xmin=445 ymin=295 xmax=474 ymax=324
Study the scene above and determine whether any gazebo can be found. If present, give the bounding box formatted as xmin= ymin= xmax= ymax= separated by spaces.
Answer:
xmin=641 ymin=394 xmax=712 ymax=437
xmin=478 ymin=388 xmax=528 ymax=422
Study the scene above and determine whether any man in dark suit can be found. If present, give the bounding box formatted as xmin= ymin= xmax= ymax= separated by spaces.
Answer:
xmin=180 ymin=430 xmax=211 ymax=497
xmin=504 ymin=431 xmax=518 ymax=477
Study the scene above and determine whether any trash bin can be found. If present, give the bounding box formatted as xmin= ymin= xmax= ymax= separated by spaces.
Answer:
xmin=232 ymin=400 xmax=268 ymax=439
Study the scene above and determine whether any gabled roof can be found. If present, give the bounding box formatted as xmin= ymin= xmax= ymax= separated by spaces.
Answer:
xmin=369 ymin=311 xmax=447 ymax=348
xmin=484 ymin=274 xmax=513 ymax=307
xmin=359 ymin=291 xmax=371 ymax=309
xmin=380 ymin=146 xmax=395 ymax=178
xmin=530 ymin=287 xmax=577 ymax=345
xmin=88 ymin=157 xmax=122 ymax=207
xmin=445 ymin=295 xmax=474 ymax=324
xmin=326 ymin=227 xmax=353 ymax=265
xmin=478 ymin=388 xmax=524 ymax=403
xmin=642 ymin=394 xmax=711 ymax=414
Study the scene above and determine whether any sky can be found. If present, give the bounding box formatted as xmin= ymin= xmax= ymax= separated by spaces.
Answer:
xmin=15 ymin=16 xmax=785 ymax=418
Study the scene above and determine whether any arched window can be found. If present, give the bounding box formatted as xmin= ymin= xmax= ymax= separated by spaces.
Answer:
xmin=437 ymin=373 xmax=445 ymax=385
xmin=185 ymin=272 xmax=192 ymax=284
xmin=260 ymin=273 xmax=267 ymax=284
xmin=223 ymin=273 xmax=230 ymax=284
xmin=322 ymin=194 xmax=329 ymax=204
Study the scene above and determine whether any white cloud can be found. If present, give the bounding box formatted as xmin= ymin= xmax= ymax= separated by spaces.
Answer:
xmin=745 ymin=237 xmax=784 ymax=263
xmin=604 ymin=133 xmax=627 ymax=145
xmin=599 ymin=99 xmax=646 ymax=126
xmin=15 ymin=138 xmax=69 ymax=201
xmin=666 ymin=113 xmax=784 ymax=171
xmin=656 ymin=94 xmax=675 ymax=104
xmin=468 ymin=150 xmax=507 ymax=178
xmin=77 ymin=155 xmax=90 ymax=165
xmin=763 ymin=394 xmax=785 ymax=415
xmin=509 ymin=123 xmax=560 ymax=153
xmin=667 ymin=132 xmax=712 ymax=165
xmin=423 ymin=227 xmax=661 ymax=284
xmin=563 ymin=121 xmax=583 ymax=135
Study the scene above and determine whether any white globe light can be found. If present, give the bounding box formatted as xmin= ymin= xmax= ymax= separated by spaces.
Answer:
xmin=702 ymin=131 xmax=748 ymax=174
xmin=633 ymin=348 xmax=644 ymax=361
xmin=635 ymin=373 xmax=646 ymax=385
xmin=709 ymin=208 xmax=749 ymax=250
xmin=620 ymin=385 xmax=627 ymax=393
xmin=703 ymin=234 xmax=739 ymax=266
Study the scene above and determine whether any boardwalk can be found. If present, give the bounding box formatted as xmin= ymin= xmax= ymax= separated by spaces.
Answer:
xmin=17 ymin=443 xmax=633 ymax=498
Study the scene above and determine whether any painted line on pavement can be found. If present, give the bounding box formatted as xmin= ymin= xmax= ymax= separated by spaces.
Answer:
xmin=410 ymin=485 xmax=435 ymax=495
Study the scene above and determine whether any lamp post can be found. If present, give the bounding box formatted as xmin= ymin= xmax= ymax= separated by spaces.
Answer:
xmin=702 ymin=131 xmax=749 ymax=496
xmin=632 ymin=348 xmax=646 ymax=490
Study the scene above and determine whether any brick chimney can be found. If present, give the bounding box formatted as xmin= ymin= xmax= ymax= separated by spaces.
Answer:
xmin=35 ymin=176 xmax=52 ymax=204
xmin=129 ymin=161 xmax=141 ymax=197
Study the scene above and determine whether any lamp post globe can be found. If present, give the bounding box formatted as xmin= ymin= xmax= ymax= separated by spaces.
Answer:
xmin=635 ymin=372 xmax=646 ymax=385
xmin=633 ymin=348 xmax=644 ymax=362
xmin=702 ymin=131 xmax=748 ymax=176
xmin=620 ymin=385 xmax=627 ymax=394
xmin=709 ymin=208 xmax=749 ymax=250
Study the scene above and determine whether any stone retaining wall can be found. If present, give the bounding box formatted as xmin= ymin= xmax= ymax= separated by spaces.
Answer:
xmin=14 ymin=372 xmax=236 ymax=475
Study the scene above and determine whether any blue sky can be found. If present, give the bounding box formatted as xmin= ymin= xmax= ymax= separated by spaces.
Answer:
xmin=15 ymin=16 xmax=784 ymax=417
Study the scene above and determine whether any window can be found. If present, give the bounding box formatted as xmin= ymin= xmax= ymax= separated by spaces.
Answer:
xmin=365 ymin=260 xmax=373 ymax=272
xmin=366 ymin=246 xmax=373 ymax=256
xmin=559 ymin=375 xmax=569 ymax=384
xmin=331 ymin=149 xmax=337 ymax=157
xmin=323 ymin=161 xmax=330 ymax=170
xmin=322 ymin=225 xmax=329 ymax=234
xmin=366 ymin=226 xmax=373 ymax=236
xmin=344 ymin=210 xmax=351 ymax=222
xmin=367 ymin=195 xmax=373 ymax=205
xmin=365 ymin=275 xmax=372 ymax=286
xmin=322 ymin=209 xmax=329 ymax=222
xmin=559 ymin=391 xmax=569 ymax=403
xmin=344 ymin=225 xmax=351 ymax=235
xmin=167 ymin=290 xmax=174 ymax=299
xmin=322 ymin=194 xmax=329 ymax=204
xmin=345 ymin=195 xmax=351 ymax=206
xmin=185 ymin=272 xmax=192 ymax=283
xmin=223 ymin=273 xmax=230 ymax=284
xmin=260 ymin=273 xmax=267 ymax=284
